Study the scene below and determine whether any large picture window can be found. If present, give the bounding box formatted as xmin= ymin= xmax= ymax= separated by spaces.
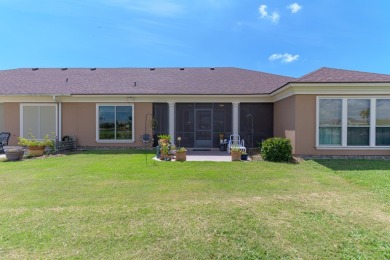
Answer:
xmin=97 ymin=104 xmax=133 ymax=142
xmin=319 ymin=99 xmax=342 ymax=145
xmin=20 ymin=104 xmax=57 ymax=139
xmin=347 ymin=99 xmax=370 ymax=146
xmin=317 ymin=98 xmax=390 ymax=148
xmin=376 ymin=99 xmax=390 ymax=146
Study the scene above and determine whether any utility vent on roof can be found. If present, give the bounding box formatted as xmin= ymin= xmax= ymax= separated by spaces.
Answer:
xmin=61 ymin=68 xmax=67 ymax=71
xmin=180 ymin=68 xmax=184 ymax=70
xmin=90 ymin=68 xmax=96 ymax=71
xmin=210 ymin=68 xmax=215 ymax=70
xmin=32 ymin=68 xmax=39 ymax=71
xmin=150 ymin=68 xmax=155 ymax=71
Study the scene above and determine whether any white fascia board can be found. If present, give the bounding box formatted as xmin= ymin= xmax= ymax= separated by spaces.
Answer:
xmin=0 ymin=95 xmax=61 ymax=103
xmin=59 ymin=94 xmax=273 ymax=103
xmin=272 ymin=83 xmax=390 ymax=101
xmin=0 ymin=94 xmax=272 ymax=103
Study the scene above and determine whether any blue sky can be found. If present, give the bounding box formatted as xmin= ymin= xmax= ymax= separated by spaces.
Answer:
xmin=0 ymin=0 xmax=389 ymax=77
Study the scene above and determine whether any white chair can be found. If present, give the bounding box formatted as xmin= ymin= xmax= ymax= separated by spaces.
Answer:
xmin=227 ymin=135 xmax=246 ymax=154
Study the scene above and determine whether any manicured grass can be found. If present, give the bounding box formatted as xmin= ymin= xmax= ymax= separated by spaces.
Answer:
xmin=0 ymin=150 xmax=389 ymax=258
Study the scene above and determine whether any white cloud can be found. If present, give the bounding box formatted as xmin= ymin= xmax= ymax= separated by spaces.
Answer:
xmin=259 ymin=5 xmax=268 ymax=18
xmin=258 ymin=4 xmax=280 ymax=23
xmin=269 ymin=53 xmax=299 ymax=63
xmin=287 ymin=3 xmax=302 ymax=13
xmin=270 ymin=12 xmax=280 ymax=23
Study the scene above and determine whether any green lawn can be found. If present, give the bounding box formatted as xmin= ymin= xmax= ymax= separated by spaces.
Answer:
xmin=0 ymin=150 xmax=389 ymax=259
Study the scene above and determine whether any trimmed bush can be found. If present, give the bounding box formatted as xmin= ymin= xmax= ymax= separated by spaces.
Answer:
xmin=260 ymin=137 xmax=292 ymax=162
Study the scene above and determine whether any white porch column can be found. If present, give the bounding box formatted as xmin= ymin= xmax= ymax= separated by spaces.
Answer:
xmin=232 ymin=102 xmax=239 ymax=136
xmin=168 ymin=102 xmax=175 ymax=143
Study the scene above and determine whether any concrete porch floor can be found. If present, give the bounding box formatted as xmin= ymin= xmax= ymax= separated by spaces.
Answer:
xmin=155 ymin=149 xmax=250 ymax=162
xmin=185 ymin=149 xmax=232 ymax=162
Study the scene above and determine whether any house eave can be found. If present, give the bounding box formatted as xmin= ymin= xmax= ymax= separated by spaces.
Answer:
xmin=272 ymin=82 xmax=390 ymax=102
xmin=0 ymin=93 xmax=273 ymax=103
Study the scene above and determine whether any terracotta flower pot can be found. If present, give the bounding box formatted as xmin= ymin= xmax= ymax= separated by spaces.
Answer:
xmin=176 ymin=151 xmax=187 ymax=161
xmin=231 ymin=151 xmax=241 ymax=161
xmin=28 ymin=146 xmax=45 ymax=157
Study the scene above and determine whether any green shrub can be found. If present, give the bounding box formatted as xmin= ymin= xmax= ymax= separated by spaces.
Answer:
xmin=260 ymin=137 xmax=292 ymax=162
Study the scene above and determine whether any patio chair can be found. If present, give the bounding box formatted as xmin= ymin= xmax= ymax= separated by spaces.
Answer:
xmin=227 ymin=134 xmax=246 ymax=154
xmin=0 ymin=132 xmax=11 ymax=154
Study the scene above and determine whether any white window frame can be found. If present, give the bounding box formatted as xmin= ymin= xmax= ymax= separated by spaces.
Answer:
xmin=96 ymin=103 xmax=135 ymax=143
xmin=20 ymin=103 xmax=58 ymax=139
xmin=316 ymin=97 xmax=390 ymax=150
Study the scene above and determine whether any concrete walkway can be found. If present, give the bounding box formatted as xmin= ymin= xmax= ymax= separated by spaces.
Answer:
xmin=185 ymin=150 xmax=232 ymax=162
xmin=154 ymin=149 xmax=250 ymax=162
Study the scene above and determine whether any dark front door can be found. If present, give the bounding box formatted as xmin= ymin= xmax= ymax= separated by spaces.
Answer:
xmin=194 ymin=109 xmax=212 ymax=147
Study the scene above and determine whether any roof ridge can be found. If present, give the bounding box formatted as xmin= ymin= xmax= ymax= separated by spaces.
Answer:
xmin=295 ymin=67 xmax=327 ymax=82
xmin=233 ymin=67 xmax=296 ymax=79
xmin=326 ymin=67 xmax=390 ymax=77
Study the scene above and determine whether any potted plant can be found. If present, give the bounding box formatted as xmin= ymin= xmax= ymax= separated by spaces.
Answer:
xmin=18 ymin=134 xmax=54 ymax=157
xmin=175 ymin=137 xmax=187 ymax=161
xmin=158 ymin=134 xmax=171 ymax=145
xmin=241 ymin=151 xmax=248 ymax=161
xmin=176 ymin=147 xmax=187 ymax=161
xmin=3 ymin=146 xmax=25 ymax=161
xmin=230 ymin=145 xmax=241 ymax=161
xmin=160 ymin=143 xmax=170 ymax=160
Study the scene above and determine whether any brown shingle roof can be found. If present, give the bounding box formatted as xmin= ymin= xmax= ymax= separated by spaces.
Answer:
xmin=0 ymin=67 xmax=294 ymax=95
xmin=296 ymin=67 xmax=390 ymax=83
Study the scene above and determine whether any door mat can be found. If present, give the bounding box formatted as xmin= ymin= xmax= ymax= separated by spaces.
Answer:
xmin=192 ymin=149 xmax=211 ymax=151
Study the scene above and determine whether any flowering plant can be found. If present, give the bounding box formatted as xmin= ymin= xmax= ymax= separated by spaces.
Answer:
xmin=18 ymin=132 xmax=54 ymax=148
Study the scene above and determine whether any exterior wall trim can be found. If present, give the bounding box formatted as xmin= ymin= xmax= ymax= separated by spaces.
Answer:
xmin=272 ymin=85 xmax=390 ymax=102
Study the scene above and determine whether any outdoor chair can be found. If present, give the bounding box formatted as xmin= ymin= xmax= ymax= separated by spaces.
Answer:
xmin=0 ymin=132 xmax=11 ymax=154
xmin=227 ymin=134 xmax=246 ymax=154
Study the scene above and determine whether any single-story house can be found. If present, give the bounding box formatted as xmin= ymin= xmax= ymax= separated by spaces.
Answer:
xmin=0 ymin=67 xmax=390 ymax=156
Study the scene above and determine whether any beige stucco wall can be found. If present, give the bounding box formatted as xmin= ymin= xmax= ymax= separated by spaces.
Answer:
xmin=274 ymin=95 xmax=296 ymax=153
xmin=0 ymin=103 xmax=4 ymax=132
xmin=293 ymin=95 xmax=390 ymax=156
xmin=62 ymin=102 xmax=153 ymax=147
xmin=3 ymin=103 xmax=20 ymax=145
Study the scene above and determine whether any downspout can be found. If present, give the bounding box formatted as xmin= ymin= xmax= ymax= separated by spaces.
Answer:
xmin=53 ymin=95 xmax=62 ymax=141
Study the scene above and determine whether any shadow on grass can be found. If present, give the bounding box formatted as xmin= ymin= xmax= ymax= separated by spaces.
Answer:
xmin=312 ymin=159 xmax=390 ymax=171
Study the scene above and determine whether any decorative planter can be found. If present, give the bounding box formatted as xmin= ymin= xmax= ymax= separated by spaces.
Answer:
xmin=160 ymin=152 xmax=167 ymax=160
xmin=28 ymin=146 xmax=45 ymax=157
xmin=4 ymin=146 xmax=25 ymax=161
xmin=176 ymin=151 xmax=187 ymax=161
xmin=231 ymin=151 xmax=241 ymax=161
xmin=241 ymin=154 xmax=248 ymax=160
xmin=159 ymin=139 xmax=169 ymax=146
